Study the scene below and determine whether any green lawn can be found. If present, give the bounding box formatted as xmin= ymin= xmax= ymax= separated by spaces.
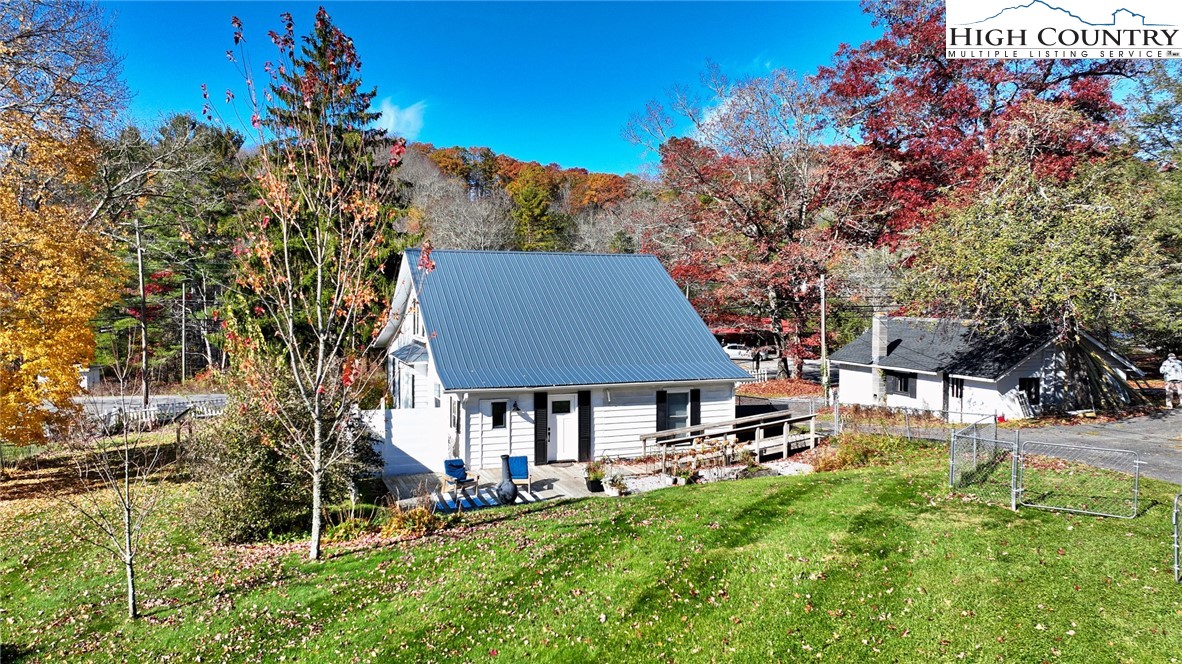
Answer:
xmin=2 ymin=447 xmax=1181 ymax=662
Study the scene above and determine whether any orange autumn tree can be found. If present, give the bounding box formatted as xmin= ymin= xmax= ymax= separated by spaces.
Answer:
xmin=0 ymin=0 xmax=123 ymax=461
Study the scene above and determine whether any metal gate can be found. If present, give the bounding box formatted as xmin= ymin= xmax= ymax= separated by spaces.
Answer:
xmin=1018 ymin=442 xmax=1140 ymax=519
xmin=950 ymin=421 xmax=1141 ymax=519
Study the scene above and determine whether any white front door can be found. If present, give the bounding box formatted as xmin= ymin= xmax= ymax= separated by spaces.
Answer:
xmin=548 ymin=394 xmax=579 ymax=461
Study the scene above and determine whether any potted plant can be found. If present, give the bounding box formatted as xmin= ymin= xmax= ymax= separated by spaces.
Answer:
xmin=675 ymin=467 xmax=700 ymax=485
xmin=605 ymin=474 xmax=629 ymax=497
xmin=584 ymin=460 xmax=605 ymax=492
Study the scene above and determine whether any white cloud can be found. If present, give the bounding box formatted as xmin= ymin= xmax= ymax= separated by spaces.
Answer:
xmin=375 ymin=98 xmax=426 ymax=141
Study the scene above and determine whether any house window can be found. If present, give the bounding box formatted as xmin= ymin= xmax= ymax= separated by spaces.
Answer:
xmin=949 ymin=378 xmax=964 ymax=400
xmin=451 ymin=399 xmax=461 ymax=433
xmin=1019 ymin=377 xmax=1040 ymax=405
xmin=885 ymin=371 xmax=917 ymax=397
xmin=491 ymin=401 xmax=507 ymax=429
xmin=667 ymin=391 xmax=690 ymax=430
xmin=434 ymin=383 xmax=442 ymax=408
xmin=399 ymin=367 xmax=414 ymax=409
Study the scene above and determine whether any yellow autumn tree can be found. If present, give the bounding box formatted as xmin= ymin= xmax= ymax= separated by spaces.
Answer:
xmin=0 ymin=0 xmax=124 ymax=454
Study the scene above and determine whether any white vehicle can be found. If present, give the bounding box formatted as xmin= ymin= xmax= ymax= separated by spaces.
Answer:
xmin=722 ymin=343 xmax=752 ymax=360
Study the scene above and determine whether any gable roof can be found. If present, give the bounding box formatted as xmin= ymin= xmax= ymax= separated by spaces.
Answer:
xmin=829 ymin=318 xmax=1143 ymax=380
xmin=829 ymin=318 xmax=1054 ymax=380
xmin=388 ymin=249 xmax=750 ymax=390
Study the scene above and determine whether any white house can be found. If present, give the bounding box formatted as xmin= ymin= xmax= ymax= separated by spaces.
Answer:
xmin=368 ymin=249 xmax=751 ymax=476
xmin=830 ymin=316 xmax=1143 ymax=423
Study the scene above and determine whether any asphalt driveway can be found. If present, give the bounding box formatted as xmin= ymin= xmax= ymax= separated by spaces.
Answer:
xmin=1006 ymin=410 xmax=1182 ymax=486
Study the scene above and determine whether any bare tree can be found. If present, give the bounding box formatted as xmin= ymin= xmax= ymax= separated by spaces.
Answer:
xmin=60 ymin=343 xmax=167 ymax=620
xmin=626 ymin=67 xmax=855 ymax=377
xmin=0 ymin=0 xmax=125 ymax=136
xmin=571 ymin=195 xmax=660 ymax=254
xmin=399 ymin=148 xmax=513 ymax=250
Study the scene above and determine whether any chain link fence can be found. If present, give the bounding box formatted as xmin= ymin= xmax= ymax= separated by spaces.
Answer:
xmin=949 ymin=421 xmax=1141 ymax=519
xmin=837 ymin=405 xmax=996 ymax=443
xmin=949 ymin=421 xmax=1017 ymax=508
xmin=1173 ymin=494 xmax=1180 ymax=584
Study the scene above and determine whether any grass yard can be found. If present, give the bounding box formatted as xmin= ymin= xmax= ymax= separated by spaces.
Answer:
xmin=2 ymin=446 xmax=1181 ymax=662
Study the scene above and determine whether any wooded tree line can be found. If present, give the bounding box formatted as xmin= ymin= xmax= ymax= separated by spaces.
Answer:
xmin=7 ymin=0 xmax=1182 ymax=440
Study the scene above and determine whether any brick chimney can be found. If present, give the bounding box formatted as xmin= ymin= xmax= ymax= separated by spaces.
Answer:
xmin=871 ymin=313 xmax=888 ymax=405
xmin=871 ymin=313 xmax=889 ymax=364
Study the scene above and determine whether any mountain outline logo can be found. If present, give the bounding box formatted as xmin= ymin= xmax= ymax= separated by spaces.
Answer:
xmin=960 ymin=0 xmax=1173 ymax=27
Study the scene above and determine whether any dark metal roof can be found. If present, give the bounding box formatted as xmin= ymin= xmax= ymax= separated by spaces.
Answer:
xmin=403 ymin=249 xmax=750 ymax=390
xmin=391 ymin=341 xmax=428 ymax=364
xmin=829 ymin=318 xmax=1054 ymax=380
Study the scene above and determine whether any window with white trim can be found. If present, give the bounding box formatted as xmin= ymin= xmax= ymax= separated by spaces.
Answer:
xmin=490 ymin=401 xmax=507 ymax=428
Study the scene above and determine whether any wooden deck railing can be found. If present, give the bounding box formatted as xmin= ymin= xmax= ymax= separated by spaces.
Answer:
xmin=639 ymin=410 xmax=818 ymax=474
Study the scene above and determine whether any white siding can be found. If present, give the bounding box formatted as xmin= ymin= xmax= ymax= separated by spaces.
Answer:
xmin=958 ymin=378 xmax=1004 ymax=422
xmin=591 ymin=383 xmax=734 ymax=459
xmin=836 ymin=365 xmax=876 ymax=407
xmin=463 ymin=392 xmax=537 ymax=470
xmin=885 ymin=373 xmax=943 ymax=411
xmin=836 ymin=365 xmax=941 ymax=411
xmin=461 ymin=382 xmax=737 ymax=467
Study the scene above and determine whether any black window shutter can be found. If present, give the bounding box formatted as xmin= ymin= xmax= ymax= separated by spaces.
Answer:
xmin=690 ymin=388 xmax=701 ymax=426
xmin=656 ymin=390 xmax=668 ymax=431
xmin=577 ymin=391 xmax=592 ymax=462
xmin=534 ymin=392 xmax=548 ymax=465
xmin=907 ymin=374 xmax=917 ymax=399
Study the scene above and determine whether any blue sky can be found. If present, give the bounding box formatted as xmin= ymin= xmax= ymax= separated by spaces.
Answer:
xmin=104 ymin=2 xmax=879 ymax=174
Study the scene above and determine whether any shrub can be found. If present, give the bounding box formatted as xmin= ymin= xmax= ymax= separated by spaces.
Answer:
xmin=324 ymin=517 xmax=379 ymax=543
xmin=813 ymin=434 xmax=914 ymax=473
xmin=183 ymin=374 xmax=382 ymax=544
xmin=381 ymin=505 xmax=444 ymax=539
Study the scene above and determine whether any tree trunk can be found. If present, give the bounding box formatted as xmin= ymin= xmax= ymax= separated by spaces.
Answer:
xmin=134 ymin=222 xmax=149 ymax=409
xmin=309 ymin=419 xmax=324 ymax=561
xmin=124 ymin=504 xmax=137 ymax=619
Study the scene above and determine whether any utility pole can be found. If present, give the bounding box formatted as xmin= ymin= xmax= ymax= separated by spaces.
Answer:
xmin=134 ymin=220 xmax=149 ymax=408
xmin=820 ymin=274 xmax=830 ymax=403
xmin=180 ymin=280 xmax=187 ymax=384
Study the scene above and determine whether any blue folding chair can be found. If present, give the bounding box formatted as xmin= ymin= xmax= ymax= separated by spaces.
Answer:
xmin=508 ymin=455 xmax=532 ymax=495
xmin=443 ymin=459 xmax=479 ymax=509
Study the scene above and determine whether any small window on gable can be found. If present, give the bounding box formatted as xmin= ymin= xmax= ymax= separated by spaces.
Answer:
xmin=949 ymin=377 xmax=964 ymax=399
xmin=1018 ymin=376 xmax=1040 ymax=405
xmin=886 ymin=371 xmax=917 ymax=397
xmin=491 ymin=401 xmax=507 ymax=429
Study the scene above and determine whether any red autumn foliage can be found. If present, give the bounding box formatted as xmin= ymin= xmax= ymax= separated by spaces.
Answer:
xmin=816 ymin=0 xmax=1139 ymax=244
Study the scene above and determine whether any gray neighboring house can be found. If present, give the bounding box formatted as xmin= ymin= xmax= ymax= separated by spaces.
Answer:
xmin=830 ymin=317 xmax=1143 ymax=422
xmin=368 ymin=249 xmax=751 ymax=476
